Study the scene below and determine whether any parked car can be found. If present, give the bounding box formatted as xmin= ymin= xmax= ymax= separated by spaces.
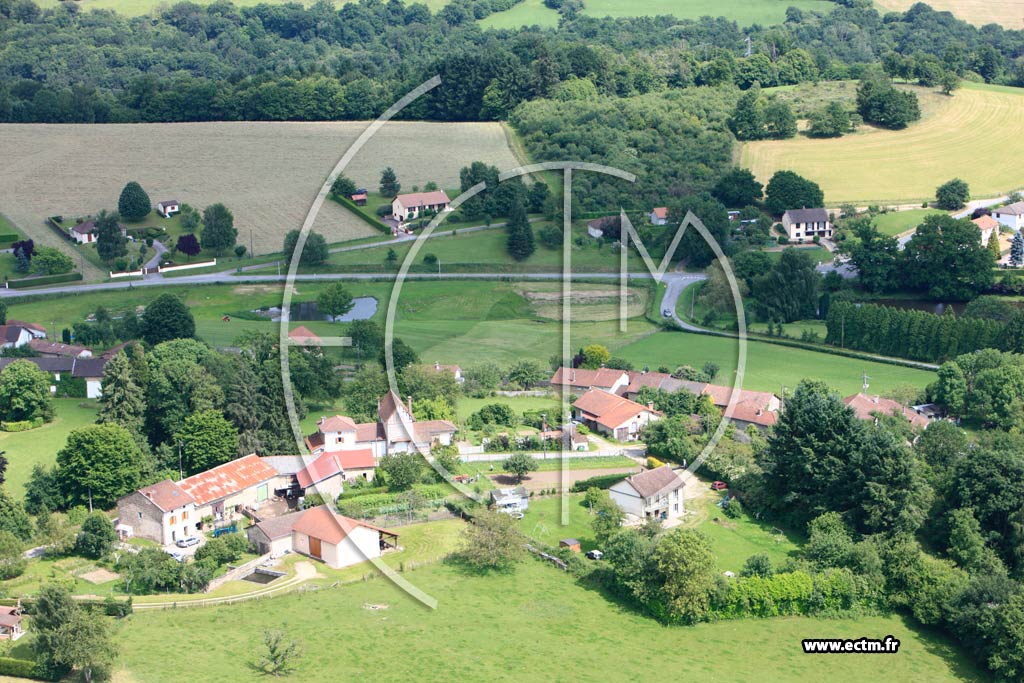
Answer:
xmin=711 ymin=481 xmax=728 ymax=491
xmin=585 ymin=549 xmax=604 ymax=560
xmin=175 ymin=536 xmax=200 ymax=548
xmin=504 ymin=511 xmax=525 ymax=520
xmin=167 ymin=551 xmax=185 ymax=563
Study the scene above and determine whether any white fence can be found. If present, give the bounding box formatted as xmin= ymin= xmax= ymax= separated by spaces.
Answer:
xmin=109 ymin=269 xmax=143 ymax=278
xmin=158 ymin=259 xmax=217 ymax=273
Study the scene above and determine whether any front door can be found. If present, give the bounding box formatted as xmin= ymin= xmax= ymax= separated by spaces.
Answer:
xmin=309 ymin=536 xmax=322 ymax=559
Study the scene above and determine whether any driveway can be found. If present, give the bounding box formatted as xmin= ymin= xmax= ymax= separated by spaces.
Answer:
xmin=491 ymin=466 xmax=640 ymax=492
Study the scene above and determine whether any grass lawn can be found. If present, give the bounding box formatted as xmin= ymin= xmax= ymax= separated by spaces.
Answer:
xmin=0 ymin=399 xmax=99 ymax=499
xmin=481 ymin=0 xmax=835 ymax=29
xmin=689 ymin=492 xmax=802 ymax=573
xmin=455 ymin=395 xmax=562 ymax=422
xmin=461 ymin=456 xmax=636 ymax=475
xmin=615 ymin=330 xmax=935 ymax=396
xmin=325 ymin=222 xmax=648 ymax=273
xmin=113 ymin=558 xmax=988 ymax=683
xmin=871 ymin=208 xmax=947 ymax=236
xmin=742 ymin=83 xmax=1024 ymax=204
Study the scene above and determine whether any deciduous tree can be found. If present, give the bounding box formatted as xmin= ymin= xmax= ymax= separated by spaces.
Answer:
xmin=0 ymin=358 xmax=53 ymax=422
xmin=200 ymin=203 xmax=236 ymax=255
xmin=175 ymin=409 xmax=239 ymax=476
xmin=57 ymin=424 xmax=143 ymax=510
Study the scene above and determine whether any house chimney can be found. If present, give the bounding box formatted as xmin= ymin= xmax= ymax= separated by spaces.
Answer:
xmin=647 ymin=402 xmax=654 ymax=411
xmin=570 ymin=369 xmax=575 ymax=382
xmin=407 ymin=396 xmax=413 ymax=414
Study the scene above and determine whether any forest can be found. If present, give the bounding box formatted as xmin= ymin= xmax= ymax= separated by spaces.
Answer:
xmin=0 ymin=1 xmax=1022 ymax=124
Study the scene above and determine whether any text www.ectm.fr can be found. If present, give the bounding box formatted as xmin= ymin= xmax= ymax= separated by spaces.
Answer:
xmin=802 ymin=637 xmax=901 ymax=654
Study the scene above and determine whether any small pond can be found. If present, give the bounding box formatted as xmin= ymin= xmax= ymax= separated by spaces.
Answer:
xmin=252 ymin=296 xmax=377 ymax=322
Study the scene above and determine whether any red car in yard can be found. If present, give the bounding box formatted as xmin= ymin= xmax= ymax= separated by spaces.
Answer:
xmin=711 ymin=481 xmax=728 ymax=491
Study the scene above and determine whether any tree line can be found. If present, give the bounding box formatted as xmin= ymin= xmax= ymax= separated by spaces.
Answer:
xmin=1 ymin=1 xmax=1023 ymax=124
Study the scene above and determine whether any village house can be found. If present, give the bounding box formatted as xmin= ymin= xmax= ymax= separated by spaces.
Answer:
xmin=306 ymin=391 xmax=457 ymax=459
xmin=491 ymin=486 xmax=529 ymax=513
xmin=294 ymin=448 xmax=377 ymax=500
xmin=539 ymin=428 xmax=589 ymax=451
xmin=246 ymin=505 xmax=398 ymax=569
xmin=0 ymin=605 xmax=24 ymax=641
xmin=843 ymin=393 xmax=930 ymax=430
xmin=176 ymin=454 xmax=279 ymax=525
xmin=649 ymin=207 xmax=668 ymax=226
xmin=781 ymin=208 xmax=832 ymax=242
xmin=572 ymin=388 xmax=662 ymax=441
xmin=68 ymin=220 xmax=127 ymax=245
xmin=115 ymin=479 xmax=197 ymax=546
xmin=971 ymin=214 xmax=998 ymax=247
xmin=391 ymin=190 xmax=451 ymax=223
xmin=350 ymin=191 xmax=368 ymax=206
xmin=0 ymin=320 xmax=46 ymax=349
xmin=426 ymin=361 xmax=463 ymax=384
xmin=549 ymin=367 xmax=629 ymax=396
xmin=0 ymin=356 xmax=108 ymax=398
xmin=620 ymin=370 xmax=705 ymax=400
xmin=28 ymin=339 xmax=92 ymax=358
xmin=702 ymin=384 xmax=781 ymax=430
xmin=288 ymin=325 xmax=322 ymax=347
xmin=609 ymin=466 xmax=686 ymax=522
xmin=156 ymin=200 xmax=180 ymax=218
xmin=992 ymin=201 xmax=1024 ymax=232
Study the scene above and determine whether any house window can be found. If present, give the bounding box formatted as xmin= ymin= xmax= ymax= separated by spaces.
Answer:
xmin=169 ymin=515 xmax=176 ymax=525
xmin=182 ymin=510 xmax=188 ymax=520
xmin=137 ymin=512 xmax=142 ymax=520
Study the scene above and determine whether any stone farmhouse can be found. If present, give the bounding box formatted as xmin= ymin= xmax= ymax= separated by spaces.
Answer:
xmin=609 ymin=466 xmax=686 ymax=522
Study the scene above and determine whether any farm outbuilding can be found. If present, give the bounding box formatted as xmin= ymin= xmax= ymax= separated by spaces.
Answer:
xmin=559 ymin=539 xmax=581 ymax=553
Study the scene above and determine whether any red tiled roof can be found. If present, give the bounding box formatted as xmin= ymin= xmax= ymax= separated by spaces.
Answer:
xmin=378 ymin=390 xmax=409 ymax=422
xmin=573 ymin=388 xmax=660 ymax=430
xmin=651 ymin=207 xmax=668 ymax=219
xmin=703 ymin=384 xmax=777 ymax=410
xmin=550 ymin=366 xmax=627 ymax=390
xmin=137 ymin=479 xmax=195 ymax=512
xmin=355 ymin=422 xmax=383 ymax=442
xmin=177 ymin=454 xmax=278 ymax=506
xmin=296 ymin=449 xmax=376 ymax=489
xmin=28 ymin=339 xmax=89 ymax=357
xmin=317 ymin=415 xmax=357 ymax=432
xmin=972 ymin=215 xmax=999 ymax=231
xmin=413 ymin=419 xmax=457 ymax=443
xmin=289 ymin=326 xmax=321 ymax=345
xmin=842 ymin=393 xmax=930 ymax=430
xmin=0 ymin=609 xmax=22 ymax=628
xmin=71 ymin=220 xmax=96 ymax=234
xmin=291 ymin=505 xmax=396 ymax=545
xmin=351 ymin=192 xmax=367 ymax=201
xmin=394 ymin=191 xmax=450 ymax=208
xmin=728 ymin=400 xmax=778 ymax=427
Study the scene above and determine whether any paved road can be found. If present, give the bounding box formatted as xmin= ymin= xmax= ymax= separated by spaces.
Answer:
xmin=658 ymin=272 xmax=709 ymax=332
xmin=144 ymin=240 xmax=168 ymax=276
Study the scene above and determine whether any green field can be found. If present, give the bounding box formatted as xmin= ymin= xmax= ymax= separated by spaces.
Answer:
xmin=0 ymin=399 xmax=99 ymax=499
xmin=742 ymin=83 xmax=1024 ymax=204
xmin=112 ymin=558 xmax=986 ymax=683
xmin=871 ymin=209 xmax=947 ymax=236
xmin=481 ymin=0 xmax=837 ymax=29
xmin=456 ymin=395 xmax=562 ymax=421
xmin=325 ymin=222 xmax=647 ymax=273
xmin=616 ymin=330 xmax=935 ymax=395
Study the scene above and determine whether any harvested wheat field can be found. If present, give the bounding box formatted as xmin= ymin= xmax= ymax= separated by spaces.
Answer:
xmin=741 ymin=83 xmax=1024 ymax=205
xmin=874 ymin=0 xmax=1023 ymax=29
xmin=0 ymin=120 xmax=520 ymax=257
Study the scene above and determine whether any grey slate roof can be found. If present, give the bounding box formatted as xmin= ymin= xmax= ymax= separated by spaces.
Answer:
xmin=784 ymin=208 xmax=829 ymax=223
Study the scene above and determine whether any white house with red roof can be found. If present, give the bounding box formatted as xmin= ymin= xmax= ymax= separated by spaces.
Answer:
xmin=971 ymin=214 xmax=998 ymax=247
xmin=572 ymin=388 xmax=662 ymax=441
xmin=650 ymin=207 xmax=668 ymax=226
xmin=391 ymin=190 xmax=451 ymax=223
xmin=116 ymin=479 xmax=198 ymax=545
xmin=609 ymin=466 xmax=686 ymax=521
xmin=246 ymin=505 xmax=398 ymax=569
xmin=307 ymin=391 xmax=457 ymax=460
xmin=288 ymin=325 xmax=322 ymax=347
xmin=843 ymin=393 xmax=930 ymax=430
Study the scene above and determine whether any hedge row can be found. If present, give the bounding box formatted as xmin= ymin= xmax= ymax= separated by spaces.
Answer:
xmin=0 ymin=657 xmax=47 ymax=680
xmin=570 ymin=472 xmax=630 ymax=492
xmin=0 ymin=232 xmax=20 ymax=242
xmin=6 ymin=272 xmax=84 ymax=289
xmin=0 ymin=417 xmax=44 ymax=432
xmin=332 ymin=196 xmax=390 ymax=234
